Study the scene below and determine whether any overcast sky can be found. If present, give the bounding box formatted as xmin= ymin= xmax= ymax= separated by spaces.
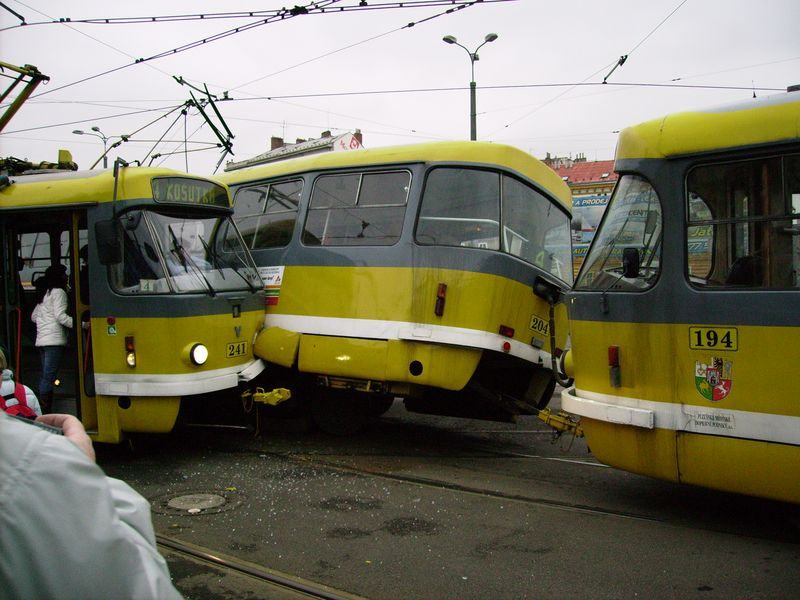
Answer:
xmin=1 ymin=0 xmax=798 ymax=175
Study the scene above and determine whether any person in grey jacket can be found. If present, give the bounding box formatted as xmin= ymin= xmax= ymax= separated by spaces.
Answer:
xmin=0 ymin=411 xmax=183 ymax=599
xmin=31 ymin=264 xmax=73 ymax=413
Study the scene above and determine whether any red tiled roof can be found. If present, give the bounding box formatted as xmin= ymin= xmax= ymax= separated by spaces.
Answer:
xmin=553 ymin=160 xmax=618 ymax=184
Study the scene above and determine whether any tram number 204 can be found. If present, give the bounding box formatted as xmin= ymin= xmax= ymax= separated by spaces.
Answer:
xmin=226 ymin=341 xmax=248 ymax=358
xmin=689 ymin=327 xmax=738 ymax=351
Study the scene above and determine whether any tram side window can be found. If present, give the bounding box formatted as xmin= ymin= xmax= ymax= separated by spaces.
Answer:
xmin=687 ymin=154 xmax=800 ymax=289
xmin=18 ymin=232 xmax=52 ymax=291
xmin=417 ymin=168 xmax=573 ymax=284
xmin=302 ymin=171 xmax=409 ymax=246
xmin=233 ymin=179 xmax=302 ymax=249
xmin=575 ymin=175 xmax=662 ymax=291
xmin=502 ymin=175 xmax=573 ymax=285
xmin=416 ymin=168 xmax=500 ymax=249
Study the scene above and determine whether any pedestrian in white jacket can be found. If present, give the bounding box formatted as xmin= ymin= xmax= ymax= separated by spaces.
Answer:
xmin=0 ymin=411 xmax=183 ymax=599
xmin=31 ymin=264 xmax=73 ymax=413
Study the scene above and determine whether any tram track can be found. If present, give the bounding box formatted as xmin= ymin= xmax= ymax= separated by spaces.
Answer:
xmin=283 ymin=452 xmax=663 ymax=523
xmin=156 ymin=533 xmax=362 ymax=600
xmin=156 ymin=425 xmax=799 ymax=545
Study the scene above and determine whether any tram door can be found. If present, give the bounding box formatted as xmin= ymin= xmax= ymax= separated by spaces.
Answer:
xmin=4 ymin=210 xmax=90 ymax=416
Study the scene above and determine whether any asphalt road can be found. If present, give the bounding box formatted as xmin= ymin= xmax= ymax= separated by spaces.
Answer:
xmin=97 ymin=392 xmax=800 ymax=599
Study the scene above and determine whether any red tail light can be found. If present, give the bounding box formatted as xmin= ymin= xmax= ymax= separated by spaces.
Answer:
xmin=434 ymin=283 xmax=447 ymax=317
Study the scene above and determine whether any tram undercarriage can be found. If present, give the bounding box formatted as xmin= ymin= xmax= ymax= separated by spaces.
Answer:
xmin=240 ymin=341 xmax=560 ymax=435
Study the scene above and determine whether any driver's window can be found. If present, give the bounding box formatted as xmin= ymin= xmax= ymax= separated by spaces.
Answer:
xmin=575 ymin=175 xmax=662 ymax=291
xmin=110 ymin=210 xmax=169 ymax=293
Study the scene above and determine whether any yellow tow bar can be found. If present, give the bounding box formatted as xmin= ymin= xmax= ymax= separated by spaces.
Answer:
xmin=241 ymin=387 xmax=292 ymax=407
xmin=242 ymin=387 xmax=293 ymax=437
xmin=536 ymin=407 xmax=583 ymax=438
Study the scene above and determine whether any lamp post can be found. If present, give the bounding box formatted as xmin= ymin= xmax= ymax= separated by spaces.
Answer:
xmin=442 ymin=33 xmax=498 ymax=141
xmin=72 ymin=126 xmax=109 ymax=168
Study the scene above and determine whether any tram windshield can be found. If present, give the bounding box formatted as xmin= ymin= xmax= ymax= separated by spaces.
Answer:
xmin=111 ymin=209 xmax=260 ymax=294
xmin=575 ymin=175 xmax=662 ymax=290
xmin=416 ymin=168 xmax=573 ymax=285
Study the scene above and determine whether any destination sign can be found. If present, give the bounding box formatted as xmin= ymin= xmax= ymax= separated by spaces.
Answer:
xmin=152 ymin=177 xmax=230 ymax=208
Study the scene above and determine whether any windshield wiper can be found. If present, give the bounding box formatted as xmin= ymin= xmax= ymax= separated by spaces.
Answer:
xmin=167 ymin=227 xmax=216 ymax=297
xmin=225 ymin=248 xmax=260 ymax=293
xmin=198 ymin=228 xmax=259 ymax=293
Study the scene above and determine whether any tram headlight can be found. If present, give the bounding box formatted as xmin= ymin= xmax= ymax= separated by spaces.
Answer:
xmin=189 ymin=343 xmax=209 ymax=366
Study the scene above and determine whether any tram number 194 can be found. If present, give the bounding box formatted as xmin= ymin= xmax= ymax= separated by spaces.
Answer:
xmin=226 ymin=341 xmax=247 ymax=358
xmin=689 ymin=327 xmax=737 ymax=351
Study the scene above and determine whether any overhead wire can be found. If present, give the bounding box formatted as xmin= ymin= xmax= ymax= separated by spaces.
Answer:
xmin=491 ymin=0 xmax=691 ymax=136
xmin=1 ymin=104 xmax=183 ymax=134
xmin=158 ymin=0 xmax=494 ymax=164
xmin=12 ymin=0 xmax=345 ymax=101
xmin=0 ymin=0 xmax=513 ymax=29
xmin=1 ymin=0 xmax=497 ymax=167
xmin=2 ymin=80 xmax=783 ymax=138
xmin=6 ymin=0 xmax=492 ymax=101
xmin=9 ymin=0 xmax=177 ymax=83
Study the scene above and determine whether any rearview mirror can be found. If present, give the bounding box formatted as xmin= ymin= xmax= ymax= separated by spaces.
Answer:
xmin=622 ymin=247 xmax=640 ymax=278
xmin=95 ymin=219 xmax=122 ymax=265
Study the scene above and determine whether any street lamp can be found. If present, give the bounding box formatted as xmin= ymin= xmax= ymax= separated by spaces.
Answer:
xmin=442 ymin=32 xmax=498 ymax=141
xmin=72 ymin=126 xmax=109 ymax=168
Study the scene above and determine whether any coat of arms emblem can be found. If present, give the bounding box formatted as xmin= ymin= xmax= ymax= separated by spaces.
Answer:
xmin=695 ymin=357 xmax=733 ymax=402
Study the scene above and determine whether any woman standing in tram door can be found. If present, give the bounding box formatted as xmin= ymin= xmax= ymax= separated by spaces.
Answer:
xmin=31 ymin=264 xmax=73 ymax=414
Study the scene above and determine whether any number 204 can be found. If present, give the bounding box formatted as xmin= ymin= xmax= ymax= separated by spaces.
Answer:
xmin=689 ymin=327 xmax=737 ymax=351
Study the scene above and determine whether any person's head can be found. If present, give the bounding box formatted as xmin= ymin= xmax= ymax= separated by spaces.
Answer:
xmin=0 ymin=348 xmax=7 ymax=371
xmin=44 ymin=264 xmax=68 ymax=290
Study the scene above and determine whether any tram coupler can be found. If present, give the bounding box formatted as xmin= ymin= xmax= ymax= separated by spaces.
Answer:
xmin=241 ymin=387 xmax=292 ymax=407
xmin=535 ymin=407 xmax=583 ymax=438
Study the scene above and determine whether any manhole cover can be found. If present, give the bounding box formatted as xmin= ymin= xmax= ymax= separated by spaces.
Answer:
xmin=150 ymin=489 xmax=243 ymax=516
xmin=167 ymin=493 xmax=226 ymax=511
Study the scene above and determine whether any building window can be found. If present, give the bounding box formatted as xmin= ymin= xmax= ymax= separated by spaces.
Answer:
xmin=302 ymin=171 xmax=410 ymax=246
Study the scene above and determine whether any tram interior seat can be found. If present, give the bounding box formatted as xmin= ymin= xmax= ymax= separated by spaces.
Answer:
xmin=725 ymin=255 xmax=763 ymax=286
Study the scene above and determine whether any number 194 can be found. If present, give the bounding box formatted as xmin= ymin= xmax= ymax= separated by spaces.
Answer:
xmin=689 ymin=327 xmax=737 ymax=351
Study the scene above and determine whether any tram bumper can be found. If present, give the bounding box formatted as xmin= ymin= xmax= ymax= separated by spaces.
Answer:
xmin=561 ymin=387 xmax=654 ymax=429
xmin=238 ymin=358 xmax=267 ymax=382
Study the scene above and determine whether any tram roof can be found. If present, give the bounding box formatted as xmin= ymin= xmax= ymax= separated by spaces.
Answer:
xmin=616 ymin=90 xmax=800 ymax=161
xmin=0 ymin=167 xmax=225 ymax=208
xmin=219 ymin=141 xmax=572 ymax=210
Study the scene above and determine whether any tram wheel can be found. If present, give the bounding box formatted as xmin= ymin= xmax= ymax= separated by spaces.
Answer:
xmin=536 ymin=377 xmax=557 ymax=410
xmin=309 ymin=389 xmax=370 ymax=436
xmin=367 ymin=395 xmax=395 ymax=417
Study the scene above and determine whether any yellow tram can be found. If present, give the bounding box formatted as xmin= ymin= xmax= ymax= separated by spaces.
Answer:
xmin=562 ymin=89 xmax=800 ymax=503
xmin=220 ymin=142 xmax=573 ymax=433
xmin=0 ymin=163 xmax=266 ymax=442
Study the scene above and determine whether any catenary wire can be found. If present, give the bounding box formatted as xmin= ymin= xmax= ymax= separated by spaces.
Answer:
xmin=1 ymin=0 xmax=513 ymax=29
xmin=491 ymin=0 xmax=691 ymax=134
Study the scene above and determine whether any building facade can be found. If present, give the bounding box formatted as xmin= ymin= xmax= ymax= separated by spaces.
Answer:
xmin=225 ymin=130 xmax=363 ymax=172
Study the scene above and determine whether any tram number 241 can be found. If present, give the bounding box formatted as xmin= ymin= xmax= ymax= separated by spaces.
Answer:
xmin=226 ymin=341 xmax=248 ymax=358
xmin=689 ymin=327 xmax=738 ymax=351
